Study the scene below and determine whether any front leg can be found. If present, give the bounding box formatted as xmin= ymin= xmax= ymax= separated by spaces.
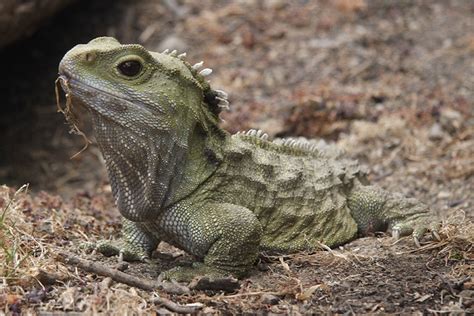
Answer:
xmin=159 ymin=202 xmax=263 ymax=282
xmin=93 ymin=217 xmax=160 ymax=261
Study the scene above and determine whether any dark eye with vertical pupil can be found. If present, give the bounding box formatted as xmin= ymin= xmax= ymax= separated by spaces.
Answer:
xmin=117 ymin=60 xmax=142 ymax=77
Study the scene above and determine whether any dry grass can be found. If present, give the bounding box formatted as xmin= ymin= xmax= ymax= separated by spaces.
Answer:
xmin=0 ymin=185 xmax=46 ymax=284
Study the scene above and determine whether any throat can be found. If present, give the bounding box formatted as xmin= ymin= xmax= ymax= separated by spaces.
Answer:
xmin=92 ymin=115 xmax=187 ymax=221
xmin=91 ymin=115 xmax=223 ymax=222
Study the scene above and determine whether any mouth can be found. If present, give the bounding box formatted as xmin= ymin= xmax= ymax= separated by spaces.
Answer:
xmin=57 ymin=70 xmax=160 ymax=119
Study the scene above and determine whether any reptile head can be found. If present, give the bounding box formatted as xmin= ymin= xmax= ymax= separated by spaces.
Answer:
xmin=58 ymin=37 xmax=227 ymax=221
xmin=58 ymin=37 xmax=228 ymax=136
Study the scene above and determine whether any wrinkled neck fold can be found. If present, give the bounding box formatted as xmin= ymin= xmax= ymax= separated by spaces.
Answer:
xmin=92 ymin=114 xmax=188 ymax=221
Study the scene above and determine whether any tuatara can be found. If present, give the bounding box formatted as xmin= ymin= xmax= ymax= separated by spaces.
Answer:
xmin=57 ymin=37 xmax=439 ymax=281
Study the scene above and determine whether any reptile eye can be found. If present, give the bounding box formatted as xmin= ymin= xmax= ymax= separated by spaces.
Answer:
xmin=117 ymin=60 xmax=142 ymax=77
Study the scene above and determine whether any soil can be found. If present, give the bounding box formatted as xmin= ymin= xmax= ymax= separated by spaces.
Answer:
xmin=0 ymin=0 xmax=472 ymax=314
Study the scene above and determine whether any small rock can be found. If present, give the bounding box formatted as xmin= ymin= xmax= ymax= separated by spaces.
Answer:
xmin=448 ymin=199 xmax=464 ymax=208
xmin=257 ymin=261 xmax=270 ymax=271
xmin=464 ymin=280 xmax=474 ymax=290
xmin=25 ymin=288 xmax=48 ymax=304
xmin=157 ymin=35 xmax=188 ymax=53
xmin=437 ymin=191 xmax=450 ymax=199
xmin=440 ymin=108 xmax=463 ymax=134
xmin=428 ymin=123 xmax=445 ymax=140
xmin=261 ymin=293 xmax=280 ymax=305
xmin=459 ymin=290 xmax=474 ymax=307
xmin=100 ymin=277 xmax=113 ymax=290
xmin=115 ymin=262 xmax=129 ymax=271
xmin=265 ymin=0 xmax=288 ymax=10
xmin=37 ymin=220 xmax=54 ymax=234
xmin=33 ymin=269 xmax=59 ymax=286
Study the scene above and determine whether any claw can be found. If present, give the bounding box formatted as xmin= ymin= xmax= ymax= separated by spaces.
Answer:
xmin=392 ymin=227 xmax=400 ymax=240
xmin=432 ymin=230 xmax=441 ymax=241
xmin=414 ymin=236 xmax=421 ymax=248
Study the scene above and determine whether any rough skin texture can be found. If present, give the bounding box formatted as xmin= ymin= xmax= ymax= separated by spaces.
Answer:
xmin=58 ymin=37 xmax=438 ymax=281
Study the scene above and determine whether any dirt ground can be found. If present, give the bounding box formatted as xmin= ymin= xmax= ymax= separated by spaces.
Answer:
xmin=0 ymin=0 xmax=473 ymax=314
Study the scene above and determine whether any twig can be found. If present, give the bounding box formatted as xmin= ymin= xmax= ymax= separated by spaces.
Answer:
xmin=151 ymin=296 xmax=203 ymax=314
xmin=220 ymin=291 xmax=282 ymax=299
xmin=56 ymin=251 xmax=189 ymax=294
xmin=396 ymin=241 xmax=450 ymax=255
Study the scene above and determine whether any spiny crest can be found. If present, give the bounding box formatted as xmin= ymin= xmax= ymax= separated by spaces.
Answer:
xmin=234 ymin=130 xmax=327 ymax=155
xmin=273 ymin=137 xmax=321 ymax=153
xmin=274 ymin=138 xmax=351 ymax=160
xmin=161 ymin=48 xmax=230 ymax=115
xmin=235 ymin=129 xmax=269 ymax=140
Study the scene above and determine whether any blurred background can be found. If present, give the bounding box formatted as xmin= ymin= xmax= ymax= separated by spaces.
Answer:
xmin=0 ymin=0 xmax=472 ymax=216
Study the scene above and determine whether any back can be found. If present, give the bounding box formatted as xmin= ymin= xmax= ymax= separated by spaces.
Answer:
xmin=200 ymin=134 xmax=363 ymax=252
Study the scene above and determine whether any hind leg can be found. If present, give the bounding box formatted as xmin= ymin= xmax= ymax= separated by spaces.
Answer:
xmin=347 ymin=180 xmax=440 ymax=246
xmin=159 ymin=202 xmax=263 ymax=281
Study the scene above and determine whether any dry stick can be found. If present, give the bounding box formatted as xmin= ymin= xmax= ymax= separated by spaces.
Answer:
xmin=219 ymin=291 xmax=282 ymax=299
xmin=57 ymin=251 xmax=189 ymax=295
xmin=151 ymin=297 xmax=203 ymax=314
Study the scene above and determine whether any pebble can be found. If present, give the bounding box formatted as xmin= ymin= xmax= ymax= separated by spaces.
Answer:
xmin=463 ymin=280 xmax=474 ymax=290
xmin=440 ymin=109 xmax=463 ymax=134
xmin=437 ymin=191 xmax=450 ymax=199
xmin=115 ymin=262 xmax=129 ymax=271
xmin=428 ymin=123 xmax=444 ymax=140
xmin=100 ymin=277 xmax=113 ymax=290
xmin=459 ymin=290 xmax=474 ymax=308
xmin=261 ymin=294 xmax=280 ymax=305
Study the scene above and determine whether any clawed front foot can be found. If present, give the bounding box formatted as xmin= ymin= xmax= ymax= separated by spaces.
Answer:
xmin=159 ymin=262 xmax=235 ymax=282
xmin=81 ymin=218 xmax=159 ymax=261
xmin=81 ymin=240 xmax=151 ymax=262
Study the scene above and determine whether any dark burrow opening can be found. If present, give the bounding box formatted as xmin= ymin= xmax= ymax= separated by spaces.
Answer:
xmin=0 ymin=0 xmax=135 ymax=196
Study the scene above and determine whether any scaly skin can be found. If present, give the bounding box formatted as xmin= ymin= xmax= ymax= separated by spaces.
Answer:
xmin=58 ymin=37 xmax=439 ymax=281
